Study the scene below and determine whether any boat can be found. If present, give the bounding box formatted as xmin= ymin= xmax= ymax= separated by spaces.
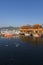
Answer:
xmin=4 ymin=34 xmax=12 ymax=38
xmin=24 ymin=33 xmax=30 ymax=36
xmin=33 ymin=33 xmax=40 ymax=38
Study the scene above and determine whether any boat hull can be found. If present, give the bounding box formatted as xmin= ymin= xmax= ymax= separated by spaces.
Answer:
xmin=24 ymin=33 xmax=30 ymax=36
xmin=33 ymin=34 xmax=40 ymax=38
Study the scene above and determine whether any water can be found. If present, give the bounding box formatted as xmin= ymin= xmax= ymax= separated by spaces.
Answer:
xmin=0 ymin=36 xmax=43 ymax=65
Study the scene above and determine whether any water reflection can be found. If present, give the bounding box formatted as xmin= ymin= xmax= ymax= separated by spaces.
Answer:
xmin=19 ymin=36 xmax=43 ymax=46
xmin=0 ymin=37 xmax=43 ymax=65
xmin=0 ymin=38 xmax=22 ymax=48
xmin=5 ymin=45 xmax=8 ymax=47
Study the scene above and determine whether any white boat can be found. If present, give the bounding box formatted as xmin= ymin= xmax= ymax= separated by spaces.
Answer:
xmin=24 ymin=33 xmax=30 ymax=36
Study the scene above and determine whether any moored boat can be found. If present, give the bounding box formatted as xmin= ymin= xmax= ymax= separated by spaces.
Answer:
xmin=24 ymin=33 xmax=30 ymax=36
xmin=33 ymin=34 xmax=40 ymax=38
xmin=4 ymin=34 xmax=12 ymax=38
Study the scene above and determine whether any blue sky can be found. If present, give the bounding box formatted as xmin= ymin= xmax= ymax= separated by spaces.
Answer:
xmin=0 ymin=0 xmax=43 ymax=27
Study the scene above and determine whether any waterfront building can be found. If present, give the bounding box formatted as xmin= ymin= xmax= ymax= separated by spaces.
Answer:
xmin=19 ymin=24 xmax=43 ymax=34
xmin=1 ymin=29 xmax=20 ymax=35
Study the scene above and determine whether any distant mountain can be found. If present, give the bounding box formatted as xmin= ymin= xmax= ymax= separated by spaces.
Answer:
xmin=0 ymin=26 xmax=19 ymax=30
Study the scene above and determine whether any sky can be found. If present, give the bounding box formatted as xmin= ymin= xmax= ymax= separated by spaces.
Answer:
xmin=0 ymin=0 xmax=43 ymax=27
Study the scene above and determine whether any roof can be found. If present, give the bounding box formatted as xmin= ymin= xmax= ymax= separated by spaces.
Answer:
xmin=20 ymin=25 xmax=33 ymax=29
xmin=32 ymin=24 xmax=42 ymax=28
xmin=19 ymin=24 xmax=43 ymax=29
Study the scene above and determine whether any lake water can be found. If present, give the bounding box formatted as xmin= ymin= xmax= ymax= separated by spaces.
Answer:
xmin=0 ymin=36 xmax=43 ymax=65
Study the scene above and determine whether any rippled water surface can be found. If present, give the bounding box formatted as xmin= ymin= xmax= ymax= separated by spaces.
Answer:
xmin=0 ymin=36 xmax=43 ymax=65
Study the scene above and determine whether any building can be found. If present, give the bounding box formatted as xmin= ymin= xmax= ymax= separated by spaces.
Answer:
xmin=19 ymin=24 xmax=43 ymax=34
xmin=1 ymin=29 xmax=20 ymax=35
